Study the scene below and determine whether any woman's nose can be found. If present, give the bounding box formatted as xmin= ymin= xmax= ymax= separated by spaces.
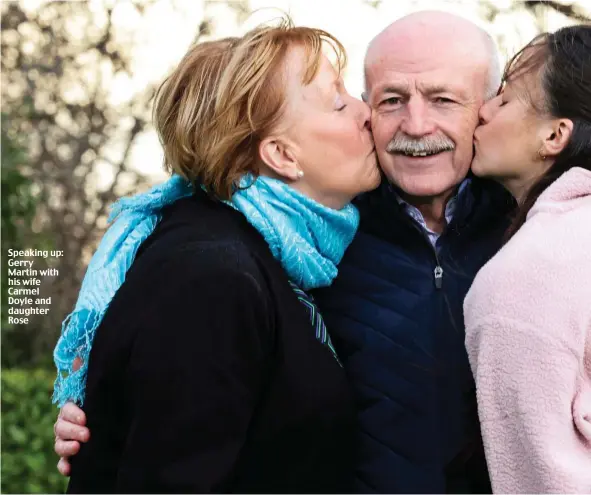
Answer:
xmin=478 ymin=98 xmax=496 ymax=125
xmin=359 ymin=100 xmax=371 ymax=130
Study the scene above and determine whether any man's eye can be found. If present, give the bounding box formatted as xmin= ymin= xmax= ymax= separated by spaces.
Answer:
xmin=381 ymin=97 xmax=401 ymax=106
xmin=499 ymin=100 xmax=508 ymax=107
xmin=434 ymin=97 xmax=455 ymax=104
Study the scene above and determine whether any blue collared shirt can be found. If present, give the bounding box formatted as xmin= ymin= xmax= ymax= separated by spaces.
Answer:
xmin=394 ymin=179 xmax=471 ymax=247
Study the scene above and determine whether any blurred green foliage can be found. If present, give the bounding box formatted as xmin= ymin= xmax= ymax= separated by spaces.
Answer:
xmin=1 ymin=114 xmax=37 ymax=326
xmin=1 ymin=368 xmax=67 ymax=494
xmin=1 ymin=113 xmax=55 ymax=368
xmin=1 ymin=115 xmax=64 ymax=494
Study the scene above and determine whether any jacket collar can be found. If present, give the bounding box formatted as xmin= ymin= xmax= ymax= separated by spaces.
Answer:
xmin=354 ymin=174 xmax=515 ymax=241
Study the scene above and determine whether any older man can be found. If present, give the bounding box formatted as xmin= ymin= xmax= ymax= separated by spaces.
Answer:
xmin=314 ymin=11 xmax=514 ymax=493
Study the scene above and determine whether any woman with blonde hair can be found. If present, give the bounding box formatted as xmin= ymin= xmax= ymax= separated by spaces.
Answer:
xmin=51 ymin=18 xmax=379 ymax=493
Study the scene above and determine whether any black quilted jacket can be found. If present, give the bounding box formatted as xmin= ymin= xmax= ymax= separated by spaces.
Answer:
xmin=313 ymin=177 xmax=515 ymax=493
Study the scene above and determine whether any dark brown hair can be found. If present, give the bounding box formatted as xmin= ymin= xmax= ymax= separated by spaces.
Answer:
xmin=504 ymin=25 xmax=591 ymax=237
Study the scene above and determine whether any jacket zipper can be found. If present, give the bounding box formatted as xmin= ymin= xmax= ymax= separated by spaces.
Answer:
xmin=399 ymin=214 xmax=445 ymax=289
xmin=427 ymin=237 xmax=444 ymax=290
xmin=433 ymin=264 xmax=443 ymax=289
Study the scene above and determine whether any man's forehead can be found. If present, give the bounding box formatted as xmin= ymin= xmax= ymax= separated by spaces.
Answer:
xmin=368 ymin=67 xmax=476 ymax=98
xmin=368 ymin=39 xmax=475 ymax=71
xmin=366 ymin=30 xmax=484 ymax=76
xmin=366 ymin=49 xmax=488 ymax=95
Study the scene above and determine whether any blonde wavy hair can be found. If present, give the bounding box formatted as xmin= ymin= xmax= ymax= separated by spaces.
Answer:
xmin=153 ymin=17 xmax=347 ymax=200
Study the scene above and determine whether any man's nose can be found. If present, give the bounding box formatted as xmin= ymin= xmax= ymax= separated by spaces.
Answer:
xmin=399 ymin=99 xmax=436 ymax=137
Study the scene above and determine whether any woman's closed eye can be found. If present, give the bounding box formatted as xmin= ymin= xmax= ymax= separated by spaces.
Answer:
xmin=495 ymin=90 xmax=509 ymax=107
xmin=335 ymin=94 xmax=347 ymax=111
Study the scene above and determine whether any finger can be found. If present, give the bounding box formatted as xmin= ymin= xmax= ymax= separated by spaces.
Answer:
xmin=57 ymin=457 xmax=71 ymax=477
xmin=55 ymin=418 xmax=90 ymax=442
xmin=55 ymin=439 xmax=80 ymax=458
xmin=61 ymin=402 xmax=87 ymax=425
xmin=72 ymin=357 xmax=83 ymax=372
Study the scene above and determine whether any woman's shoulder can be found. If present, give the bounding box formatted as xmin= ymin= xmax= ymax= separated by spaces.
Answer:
xmin=500 ymin=196 xmax=591 ymax=273
xmin=128 ymin=195 xmax=274 ymax=298
xmin=91 ymin=200 xmax=279 ymax=390
xmin=150 ymin=192 xmax=264 ymax=248
xmin=100 ymin=199 xmax=277 ymax=342
xmin=466 ymin=201 xmax=591 ymax=329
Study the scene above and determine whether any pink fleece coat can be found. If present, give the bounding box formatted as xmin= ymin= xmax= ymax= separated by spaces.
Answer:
xmin=464 ymin=167 xmax=591 ymax=494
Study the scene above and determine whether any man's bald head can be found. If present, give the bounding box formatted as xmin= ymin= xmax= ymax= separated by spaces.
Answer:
xmin=365 ymin=11 xmax=500 ymax=101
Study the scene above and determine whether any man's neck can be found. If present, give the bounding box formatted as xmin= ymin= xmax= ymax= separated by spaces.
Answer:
xmin=398 ymin=187 xmax=457 ymax=233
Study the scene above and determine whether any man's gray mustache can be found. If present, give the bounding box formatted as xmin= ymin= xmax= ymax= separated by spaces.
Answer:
xmin=386 ymin=134 xmax=455 ymax=155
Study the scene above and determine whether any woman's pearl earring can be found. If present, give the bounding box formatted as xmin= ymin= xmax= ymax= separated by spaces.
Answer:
xmin=297 ymin=170 xmax=304 ymax=179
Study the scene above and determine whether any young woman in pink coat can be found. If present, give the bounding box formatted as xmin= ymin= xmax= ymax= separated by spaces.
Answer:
xmin=466 ymin=24 xmax=591 ymax=493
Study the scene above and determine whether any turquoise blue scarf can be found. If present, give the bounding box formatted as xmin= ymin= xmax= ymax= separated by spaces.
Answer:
xmin=230 ymin=176 xmax=359 ymax=290
xmin=53 ymin=175 xmax=358 ymax=406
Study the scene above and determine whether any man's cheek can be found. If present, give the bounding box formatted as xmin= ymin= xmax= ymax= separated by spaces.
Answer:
xmin=371 ymin=115 xmax=393 ymax=138
xmin=369 ymin=108 xmax=378 ymax=124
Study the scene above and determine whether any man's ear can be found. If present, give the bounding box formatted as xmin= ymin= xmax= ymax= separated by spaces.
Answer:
xmin=258 ymin=136 xmax=301 ymax=181
xmin=541 ymin=118 xmax=573 ymax=158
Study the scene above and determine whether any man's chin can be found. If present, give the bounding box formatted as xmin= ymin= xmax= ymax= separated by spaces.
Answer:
xmin=384 ymin=173 xmax=464 ymax=200
xmin=399 ymin=185 xmax=456 ymax=200
xmin=378 ymin=155 xmax=468 ymax=195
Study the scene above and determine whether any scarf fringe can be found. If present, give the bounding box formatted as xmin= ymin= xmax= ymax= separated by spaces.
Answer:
xmin=52 ymin=177 xmax=192 ymax=407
